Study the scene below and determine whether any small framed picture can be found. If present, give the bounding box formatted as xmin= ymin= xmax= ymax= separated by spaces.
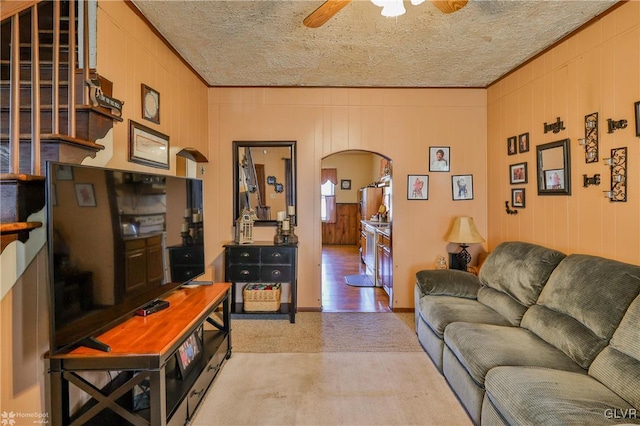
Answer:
xmin=429 ymin=147 xmax=450 ymax=172
xmin=452 ymin=174 xmax=473 ymax=200
xmin=75 ymin=183 xmax=96 ymax=207
xmin=507 ymin=136 xmax=517 ymax=155
xmin=510 ymin=162 xmax=528 ymax=184
xmin=512 ymin=188 xmax=525 ymax=208
xmin=55 ymin=165 xmax=74 ymax=181
xmin=176 ymin=328 xmax=203 ymax=379
xmin=634 ymin=101 xmax=640 ymax=137
xmin=518 ymin=133 xmax=530 ymax=153
xmin=129 ymin=120 xmax=170 ymax=169
xmin=544 ymin=169 xmax=565 ymax=190
xmin=408 ymin=175 xmax=429 ymax=200
xmin=340 ymin=179 xmax=352 ymax=190
xmin=141 ymin=84 xmax=160 ymax=124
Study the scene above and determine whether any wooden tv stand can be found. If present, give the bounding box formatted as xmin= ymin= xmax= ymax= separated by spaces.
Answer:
xmin=47 ymin=283 xmax=232 ymax=426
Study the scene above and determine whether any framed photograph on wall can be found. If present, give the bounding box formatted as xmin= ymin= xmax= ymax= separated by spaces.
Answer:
xmin=340 ymin=179 xmax=351 ymax=190
xmin=452 ymin=174 xmax=473 ymax=200
xmin=408 ymin=175 xmax=428 ymax=200
xmin=129 ymin=120 xmax=170 ymax=169
xmin=429 ymin=147 xmax=450 ymax=172
xmin=510 ymin=162 xmax=528 ymax=184
xmin=518 ymin=133 xmax=530 ymax=153
xmin=507 ymin=136 xmax=517 ymax=155
xmin=544 ymin=169 xmax=566 ymax=190
xmin=75 ymin=183 xmax=96 ymax=207
xmin=512 ymin=188 xmax=526 ymax=208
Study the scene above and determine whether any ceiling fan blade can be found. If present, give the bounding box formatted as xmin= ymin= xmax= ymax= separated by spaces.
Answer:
xmin=430 ymin=0 xmax=468 ymax=14
xmin=303 ymin=0 xmax=352 ymax=28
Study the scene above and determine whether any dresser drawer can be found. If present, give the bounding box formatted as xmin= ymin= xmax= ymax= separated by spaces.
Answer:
xmin=226 ymin=247 xmax=260 ymax=264
xmin=261 ymin=247 xmax=292 ymax=264
xmin=260 ymin=266 xmax=292 ymax=282
xmin=169 ymin=246 xmax=204 ymax=266
xmin=227 ymin=265 xmax=260 ymax=282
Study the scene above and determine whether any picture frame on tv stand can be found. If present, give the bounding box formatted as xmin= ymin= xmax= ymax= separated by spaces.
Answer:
xmin=176 ymin=326 xmax=203 ymax=379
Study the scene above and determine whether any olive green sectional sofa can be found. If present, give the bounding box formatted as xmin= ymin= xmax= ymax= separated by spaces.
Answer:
xmin=414 ymin=241 xmax=640 ymax=425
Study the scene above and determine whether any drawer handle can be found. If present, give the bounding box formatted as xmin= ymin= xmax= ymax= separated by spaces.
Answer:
xmin=184 ymin=253 xmax=192 ymax=259
xmin=190 ymin=389 xmax=204 ymax=398
xmin=241 ymin=252 xmax=250 ymax=257
xmin=271 ymin=252 xmax=282 ymax=258
xmin=271 ymin=270 xmax=281 ymax=276
xmin=240 ymin=270 xmax=250 ymax=275
xmin=207 ymin=364 xmax=216 ymax=372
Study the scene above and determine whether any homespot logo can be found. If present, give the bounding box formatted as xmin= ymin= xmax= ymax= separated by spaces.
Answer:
xmin=1 ymin=411 xmax=49 ymax=425
xmin=604 ymin=408 xmax=638 ymax=420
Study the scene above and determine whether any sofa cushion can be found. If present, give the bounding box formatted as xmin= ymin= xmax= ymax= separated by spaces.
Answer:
xmin=419 ymin=296 xmax=512 ymax=338
xmin=415 ymin=269 xmax=480 ymax=299
xmin=522 ymin=254 xmax=640 ymax=369
xmin=478 ymin=242 xmax=565 ymax=324
xmin=589 ymin=294 xmax=640 ymax=409
xmin=483 ymin=366 xmax=640 ymax=425
xmin=443 ymin=322 xmax=585 ymax=387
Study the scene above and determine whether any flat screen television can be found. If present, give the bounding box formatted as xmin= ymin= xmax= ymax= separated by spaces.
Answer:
xmin=46 ymin=162 xmax=205 ymax=355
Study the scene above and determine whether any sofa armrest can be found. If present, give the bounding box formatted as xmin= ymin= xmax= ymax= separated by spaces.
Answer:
xmin=415 ymin=269 xmax=480 ymax=299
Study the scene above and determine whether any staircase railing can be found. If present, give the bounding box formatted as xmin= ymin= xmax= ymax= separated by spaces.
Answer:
xmin=0 ymin=0 xmax=93 ymax=251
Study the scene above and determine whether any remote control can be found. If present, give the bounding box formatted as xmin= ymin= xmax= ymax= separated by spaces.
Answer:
xmin=135 ymin=299 xmax=170 ymax=317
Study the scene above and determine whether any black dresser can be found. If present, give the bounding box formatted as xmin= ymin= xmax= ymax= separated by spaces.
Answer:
xmin=223 ymin=241 xmax=298 ymax=323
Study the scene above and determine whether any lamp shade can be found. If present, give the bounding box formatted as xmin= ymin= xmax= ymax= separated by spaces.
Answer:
xmin=445 ymin=216 xmax=485 ymax=244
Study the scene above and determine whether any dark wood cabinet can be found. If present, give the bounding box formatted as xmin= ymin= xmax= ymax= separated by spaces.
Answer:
xmin=124 ymin=234 xmax=163 ymax=292
xmin=168 ymin=245 xmax=204 ymax=283
xmin=224 ymin=241 xmax=297 ymax=323
xmin=48 ymin=284 xmax=232 ymax=426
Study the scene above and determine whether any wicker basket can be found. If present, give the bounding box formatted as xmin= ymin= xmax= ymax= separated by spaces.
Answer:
xmin=243 ymin=283 xmax=281 ymax=312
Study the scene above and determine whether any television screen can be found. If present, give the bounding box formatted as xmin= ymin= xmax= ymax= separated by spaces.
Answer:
xmin=46 ymin=162 xmax=205 ymax=354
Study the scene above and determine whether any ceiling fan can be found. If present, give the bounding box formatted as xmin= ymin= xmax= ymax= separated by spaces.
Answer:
xmin=303 ymin=0 xmax=468 ymax=28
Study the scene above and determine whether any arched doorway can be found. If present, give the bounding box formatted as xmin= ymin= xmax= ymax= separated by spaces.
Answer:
xmin=320 ymin=150 xmax=392 ymax=312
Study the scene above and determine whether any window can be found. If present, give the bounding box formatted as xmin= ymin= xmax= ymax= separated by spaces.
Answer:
xmin=321 ymin=180 xmax=335 ymax=221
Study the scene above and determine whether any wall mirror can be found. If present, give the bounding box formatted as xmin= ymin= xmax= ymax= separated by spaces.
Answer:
xmin=537 ymin=138 xmax=571 ymax=195
xmin=233 ymin=141 xmax=297 ymax=226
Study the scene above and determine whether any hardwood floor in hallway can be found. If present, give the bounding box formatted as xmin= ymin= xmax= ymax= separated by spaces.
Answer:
xmin=321 ymin=245 xmax=391 ymax=312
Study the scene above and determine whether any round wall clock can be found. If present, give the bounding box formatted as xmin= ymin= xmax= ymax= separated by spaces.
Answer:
xmin=142 ymin=84 xmax=160 ymax=124
xmin=341 ymin=179 xmax=351 ymax=190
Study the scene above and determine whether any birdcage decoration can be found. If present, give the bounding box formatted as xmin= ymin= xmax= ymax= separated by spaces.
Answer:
xmin=235 ymin=209 xmax=255 ymax=244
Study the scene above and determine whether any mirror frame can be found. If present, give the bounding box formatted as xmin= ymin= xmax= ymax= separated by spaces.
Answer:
xmin=536 ymin=138 xmax=571 ymax=196
xmin=233 ymin=140 xmax=297 ymax=227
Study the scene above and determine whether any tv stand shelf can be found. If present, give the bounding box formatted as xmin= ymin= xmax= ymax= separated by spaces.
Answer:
xmin=47 ymin=283 xmax=232 ymax=426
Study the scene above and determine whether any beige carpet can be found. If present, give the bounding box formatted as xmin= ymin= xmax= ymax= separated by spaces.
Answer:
xmin=191 ymin=312 xmax=472 ymax=425
xmin=229 ymin=312 xmax=421 ymax=353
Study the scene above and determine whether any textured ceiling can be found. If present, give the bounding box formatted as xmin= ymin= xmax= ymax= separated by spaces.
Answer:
xmin=130 ymin=0 xmax=618 ymax=88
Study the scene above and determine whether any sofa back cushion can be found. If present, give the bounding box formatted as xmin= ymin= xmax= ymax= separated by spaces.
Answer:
xmin=521 ymin=254 xmax=640 ymax=369
xmin=477 ymin=242 xmax=566 ymax=325
xmin=589 ymin=294 xmax=640 ymax=409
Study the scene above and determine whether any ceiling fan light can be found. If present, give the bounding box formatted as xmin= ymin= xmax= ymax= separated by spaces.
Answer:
xmin=381 ymin=0 xmax=406 ymax=17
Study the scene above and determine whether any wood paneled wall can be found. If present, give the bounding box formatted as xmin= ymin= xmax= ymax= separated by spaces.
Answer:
xmin=322 ymin=203 xmax=359 ymax=245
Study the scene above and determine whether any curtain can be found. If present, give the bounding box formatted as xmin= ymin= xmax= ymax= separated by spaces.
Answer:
xmin=321 ymin=168 xmax=338 ymax=185
xmin=321 ymin=168 xmax=337 ymax=223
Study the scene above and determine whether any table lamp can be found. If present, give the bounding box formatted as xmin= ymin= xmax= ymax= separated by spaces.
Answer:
xmin=445 ymin=216 xmax=485 ymax=271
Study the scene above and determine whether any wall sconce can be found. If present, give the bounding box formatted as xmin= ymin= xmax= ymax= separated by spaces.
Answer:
xmin=504 ymin=201 xmax=518 ymax=215
xmin=607 ymin=118 xmax=627 ymax=133
xmin=603 ymin=147 xmax=627 ymax=202
xmin=583 ymin=174 xmax=601 ymax=187
xmin=581 ymin=112 xmax=599 ymax=163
